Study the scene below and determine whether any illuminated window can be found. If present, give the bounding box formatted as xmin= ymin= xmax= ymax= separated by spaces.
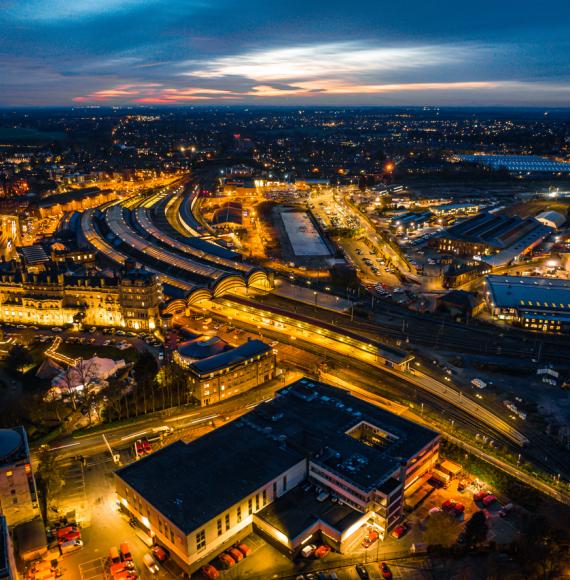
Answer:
xmin=6 ymin=471 xmax=13 ymax=477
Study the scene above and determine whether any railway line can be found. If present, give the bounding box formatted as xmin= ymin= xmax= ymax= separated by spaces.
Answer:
xmin=76 ymin=174 xmax=570 ymax=499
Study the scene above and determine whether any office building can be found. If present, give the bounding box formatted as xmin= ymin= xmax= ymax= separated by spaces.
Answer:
xmin=0 ymin=428 xmax=39 ymax=527
xmin=485 ymin=275 xmax=570 ymax=333
xmin=115 ymin=378 xmax=439 ymax=573
xmin=174 ymin=338 xmax=276 ymax=406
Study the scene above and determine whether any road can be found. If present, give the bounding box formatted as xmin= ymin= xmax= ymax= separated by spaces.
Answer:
xmin=74 ymin=170 xmax=570 ymax=501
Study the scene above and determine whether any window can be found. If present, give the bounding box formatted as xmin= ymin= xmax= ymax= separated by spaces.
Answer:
xmin=248 ymin=498 xmax=253 ymax=515
xmin=283 ymin=475 xmax=288 ymax=492
xmin=217 ymin=519 xmax=222 ymax=536
xmin=196 ymin=530 xmax=206 ymax=551
xmin=262 ymin=489 xmax=267 ymax=506
xmin=255 ymin=494 xmax=259 ymax=511
xmin=237 ymin=507 xmax=242 ymax=523
xmin=225 ymin=514 xmax=230 ymax=531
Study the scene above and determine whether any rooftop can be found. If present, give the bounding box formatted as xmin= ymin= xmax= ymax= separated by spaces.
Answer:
xmin=189 ymin=339 xmax=272 ymax=375
xmin=116 ymin=426 xmax=303 ymax=535
xmin=486 ymin=275 xmax=570 ymax=312
xmin=0 ymin=427 xmax=28 ymax=466
xmin=256 ymin=485 xmax=363 ymax=542
xmin=177 ymin=336 xmax=229 ymax=361
xmin=116 ymin=379 xmax=438 ymax=534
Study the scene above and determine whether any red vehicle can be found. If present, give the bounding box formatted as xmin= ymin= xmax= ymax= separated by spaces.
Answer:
xmin=314 ymin=545 xmax=331 ymax=559
xmin=236 ymin=543 xmax=252 ymax=557
xmin=362 ymin=528 xmax=379 ymax=548
xmin=201 ymin=564 xmax=220 ymax=579
xmin=135 ymin=438 xmax=152 ymax=458
xmin=120 ymin=543 xmax=133 ymax=562
xmin=453 ymin=502 xmax=465 ymax=515
xmin=474 ymin=490 xmax=490 ymax=502
xmin=380 ymin=562 xmax=393 ymax=580
xmin=483 ymin=494 xmax=497 ymax=506
xmin=391 ymin=524 xmax=408 ymax=539
xmin=442 ymin=499 xmax=455 ymax=511
xmin=227 ymin=548 xmax=243 ymax=562
xmin=218 ymin=553 xmax=235 ymax=569
xmin=151 ymin=545 xmax=169 ymax=562
xmin=57 ymin=525 xmax=80 ymax=541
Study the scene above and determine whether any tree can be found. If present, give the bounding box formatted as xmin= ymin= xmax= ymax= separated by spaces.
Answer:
xmin=6 ymin=344 xmax=33 ymax=373
xmin=423 ymin=511 xmax=458 ymax=547
xmin=133 ymin=351 xmax=158 ymax=415
xmin=36 ymin=446 xmax=63 ymax=518
xmin=464 ymin=510 xmax=488 ymax=546
xmin=59 ymin=358 xmax=100 ymax=423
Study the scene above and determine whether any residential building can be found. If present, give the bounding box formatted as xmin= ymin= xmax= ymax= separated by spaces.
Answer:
xmin=115 ymin=378 xmax=439 ymax=573
xmin=0 ymin=428 xmax=39 ymax=527
xmin=175 ymin=338 xmax=276 ymax=406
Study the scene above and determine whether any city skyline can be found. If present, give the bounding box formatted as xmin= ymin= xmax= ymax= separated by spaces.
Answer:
xmin=2 ymin=0 xmax=570 ymax=106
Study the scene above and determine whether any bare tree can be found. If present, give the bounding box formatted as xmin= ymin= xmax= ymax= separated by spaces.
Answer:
xmin=58 ymin=358 xmax=100 ymax=425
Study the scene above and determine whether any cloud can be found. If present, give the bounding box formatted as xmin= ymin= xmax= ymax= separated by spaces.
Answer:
xmin=182 ymin=41 xmax=477 ymax=82
xmin=8 ymin=0 xmax=166 ymax=21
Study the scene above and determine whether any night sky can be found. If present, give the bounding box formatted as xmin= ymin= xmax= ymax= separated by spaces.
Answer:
xmin=1 ymin=0 xmax=570 ymax=106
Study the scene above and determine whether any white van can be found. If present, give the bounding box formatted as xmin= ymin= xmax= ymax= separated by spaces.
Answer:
xmin=143 ymin=553 xmax=159 ymax=574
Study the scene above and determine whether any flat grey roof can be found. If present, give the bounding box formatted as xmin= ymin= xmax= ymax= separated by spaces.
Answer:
xmin=116 ymin=379 xmax=438 ymax=535
xmin=116 ymin=428 xmax=304 ymax=535
xmin=256 ymin=485 xmax=363 ymax=541
xmin=486 ymin=275 xmax=570 ymax=312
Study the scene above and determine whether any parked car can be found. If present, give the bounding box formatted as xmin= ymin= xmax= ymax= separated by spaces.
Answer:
xmin=109 ymin=546 xmax=121 ymax=565
xmin=120 ymin=542 xmax=133 ymax=562
xmin=391 ymin=523 xmax=409 ymax=539
xmin=143 ymin=553 xmax=159 ymax=574
xmin=314 ymin=545 xmax=331 ymax=558
xmin=380 ymin=562 xmax=393 ymax=579
xmin=151 ymin=545 xmax=168 ymax=562
xmin=218 ymin=553 xmax=235 ymax=569
xmin=362 ymin=528 xmax=379 ymax=549
xmin=227 ymin=547 xmax=243 ymax=562
xmin=474 ymin=490 xmax=490 ymax=502
xmin=236 ymin=543 xmax=252 ymax=557
xmin=356 ymin=564 xmax=370 ymax=579
xmin=300 ymin=544 xmax=316 ymax=558
xmin=201 ymin=564 xmax=220 ymax=579
xmin=482 ymin=494 xmax=497 ymax=506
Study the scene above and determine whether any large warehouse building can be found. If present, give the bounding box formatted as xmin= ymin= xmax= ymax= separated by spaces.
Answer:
xmin=115 ymin=378 xmax=440 ymax=574
xmin=431 ymin=212 xmax=552 ymax=267
xmin=485 ymin=275 xmax=570 ymax=333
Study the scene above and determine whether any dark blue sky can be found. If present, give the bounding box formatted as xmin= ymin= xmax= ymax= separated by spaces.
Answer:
xmin=1 ymin=0 xmax=569 ymax=106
